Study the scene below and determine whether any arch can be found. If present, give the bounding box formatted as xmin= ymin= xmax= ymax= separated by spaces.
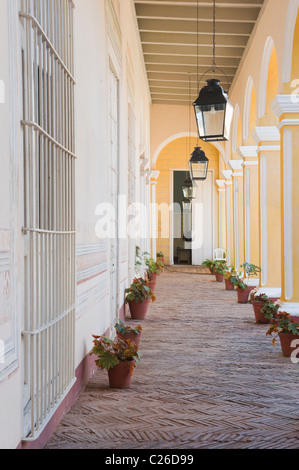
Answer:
xmin=231 ymin=104 xmax=240 ymax=154
xmin=243 ymin=77 xmax=257 ymax=141
xmin=152 ymin=132 xmax=226 ymax=167
xmin=258 ymin=36 xmax=276 ymax=119
xmin=290 ymin=8 xmax=299 ymax=85
xmin=283 ymin=0 xmax=299 ymax=83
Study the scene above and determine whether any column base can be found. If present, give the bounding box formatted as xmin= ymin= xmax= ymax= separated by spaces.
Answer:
xmin=245 ymin=278 xmax=259 ymax=287
xmin=279 ymin=303 xmax=299 ymax=320
xmin=256 ymin=287 xmax=281 ymax=299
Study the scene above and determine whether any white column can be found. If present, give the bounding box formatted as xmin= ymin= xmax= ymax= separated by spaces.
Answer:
xmin=252 ymin=126 xmax=281 ymax=299
xmin=272 ymin=95 xmax=299 ymax=316
xmin=150 ymin=170 xmax=160 ymax=260
xmin=229 ymin=160 xmax=244 ymax=272
xmin=216 ymin=180 xmax=226 ymax=250
xmin=222 ymin=170 xmax=233 ymax=265
xmin=237 ymin=146 xmax=258 ymax=267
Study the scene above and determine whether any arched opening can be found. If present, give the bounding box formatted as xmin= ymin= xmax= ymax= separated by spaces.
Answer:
xmin=283 ymin=0 xmax=299 ymax=88
xmin=154 ymin=136 xmax=220 ymax=266
xmin=243 ymin=77 xmax=257 ymax=144
xmin=259 ymin=41 xmax=279 ymax=126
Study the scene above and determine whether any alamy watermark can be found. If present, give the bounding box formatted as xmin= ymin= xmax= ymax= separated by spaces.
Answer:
xmin=291 ymin=79 xmax=299 ymax=104
xmin=95 ymin=196 xmax=205 ymax=250
xmin=291 ymin=339 xmax=299 ymax=364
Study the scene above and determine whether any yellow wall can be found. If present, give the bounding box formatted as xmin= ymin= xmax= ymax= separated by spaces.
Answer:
xmin=154 ymin=137 xmax=220 ymax=265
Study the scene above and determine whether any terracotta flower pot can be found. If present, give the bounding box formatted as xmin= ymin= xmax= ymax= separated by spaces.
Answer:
xmin=117 ymin=331 xmax=142 ymax=348
xmin=225 ymin=278 xmax=235 ymax=291
xmin=215 ymin=273 xmax=224 ymax=283
xmin=278 ymin=333 xmax=299 ymax=358
xmin=108 ymin=361 xmax=135 ymax=389
xmin=237 ymin=286 xmax=255 ymax=304
xmin=252 ymin=301 xmax=270 ymax=324
xmin=148 ymin=273 xmax=158 ymax=293
xmin=128 ymin=299 xmax=151 ymax=320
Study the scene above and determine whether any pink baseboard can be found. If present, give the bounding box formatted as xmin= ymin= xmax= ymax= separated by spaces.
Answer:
xmin=17 ymin=303 xmax=128 ymax=450
xmin=18 ymin=325 xmax=111 ymax=450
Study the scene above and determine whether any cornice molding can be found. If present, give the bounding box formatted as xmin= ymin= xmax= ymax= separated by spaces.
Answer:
xmin=237 ymin=145 xmax=258 ymax=159
xmin=271 ymin=95 xmax=299 ymax=118
xmin=252 ymin=126 xmax=280 ymax=144
xmin=229 ymin=160 xmax=243 ymax=172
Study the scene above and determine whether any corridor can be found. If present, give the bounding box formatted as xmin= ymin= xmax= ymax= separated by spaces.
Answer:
xmin=45 ymin=271 xmax=299 ymax=450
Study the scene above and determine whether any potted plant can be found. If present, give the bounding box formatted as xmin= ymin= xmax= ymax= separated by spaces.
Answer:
xmin=144 ymin=256 xmax=164 ymax=293
xmin=231 ymin=272 xmax=256 ymax=304
xmin=157 ymin=252 xmax=165 ymax=266
xmin=203 ymin=259 xmax=226 ymax=274
xmin=250 ymin=290 xmax=281 ymax=324
xmin=125 ymin=277 xmax=156 ymax=320
xmin=241 ymin=262 xmax=261 ymax=284
xmin=90 ymin=335 xmax=141 ymax=389
xmin=115 ymin=320 xmax=142 ymax=348
xmin=202 ymin=259 xmax=216 ymax=274
xmin=249 ymin=291 xmax=272 ymax=324
xmin=223 ymin=266 xmax=236 ymax=291
xmin=231 ymin=263 xmax=261 ymax=304
xmin=266 ymin=311 xmax=299 ymax=357
xmin=214 ymin=261 xmax=227 ymax=283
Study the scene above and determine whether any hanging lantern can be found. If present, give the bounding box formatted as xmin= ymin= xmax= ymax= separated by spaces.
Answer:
xmin=189 ymin=147 xmax=209 ymax=181
xmin=192 ymin=0 xmax=234 ymax=142
xmin=193 ymin=79 xmax=234 ymax=142
xmin=182 ymin=177 xmax=198 ymax=199
xmin=182 ymin=197 xmax=192 ymax=212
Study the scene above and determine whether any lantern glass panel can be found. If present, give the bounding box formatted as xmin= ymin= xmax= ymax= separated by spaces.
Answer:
xmin=195 ymin=103 xmax=226 ymax=141
xmin=182 ymin=180 xmax=198 ymax=199
xmin=190 ymin=161 xmax=209 ymax=181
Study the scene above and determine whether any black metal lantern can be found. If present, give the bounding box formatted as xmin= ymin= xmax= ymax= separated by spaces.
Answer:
xmin=193 ymin=79 xmax=234 ymax=142
xmin=182 ymin=177 xmax=198 ymax=200
xmin=182 ymin=197 xmax=192 ymax=212
xmin=189 ymin=147 xmax=209 ymax=181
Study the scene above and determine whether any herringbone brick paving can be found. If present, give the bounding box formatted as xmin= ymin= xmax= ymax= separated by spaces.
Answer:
xmin=45 ymin=272 xmax=299 ymax=449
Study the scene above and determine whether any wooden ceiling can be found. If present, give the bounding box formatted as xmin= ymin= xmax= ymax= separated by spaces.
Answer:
xmin=134 ymin=0 xmax=265 ymax=105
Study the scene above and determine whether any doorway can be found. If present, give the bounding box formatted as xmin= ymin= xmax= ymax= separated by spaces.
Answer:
xmin=172 ymin=171 xmax=214 ymax=266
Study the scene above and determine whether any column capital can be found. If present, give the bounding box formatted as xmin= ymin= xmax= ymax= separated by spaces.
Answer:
xmin=216 ymin=180 xmax=226 ymax=192
xmin=252 ymin=126 xmax=281 ymax=153
xmin=222 ymin=170 xmax=233 ymax=185
xmin=150 ymin=170 xmax=160 ymax=185
xmin=237 ymin=146 xmax=258 ymax=167
xmin=252 ymin=126 xmax=280 ymax=143
xmin=229 ymin=159 xmax=243 ymax=177
xmin=271 ymin=94 xmax=299 ymax=118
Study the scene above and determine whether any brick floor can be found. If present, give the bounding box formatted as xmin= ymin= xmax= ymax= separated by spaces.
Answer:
xmin=45 ymin=271 xmax=299 ymax=449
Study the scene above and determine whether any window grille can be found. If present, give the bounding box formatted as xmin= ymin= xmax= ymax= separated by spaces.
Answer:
xmin=20 ymin=0 xmax=76 ymax=440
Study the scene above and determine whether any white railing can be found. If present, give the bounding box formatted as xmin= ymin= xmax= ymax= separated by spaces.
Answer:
xmin=20 ymin=0 xmax=76 ymax=441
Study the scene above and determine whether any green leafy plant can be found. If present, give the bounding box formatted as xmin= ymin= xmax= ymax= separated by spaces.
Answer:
xmin=144 ymin=256 xmax=164 ymax=275
xmin=241 ymin=262 xmax=261 ymax=278
xmin=203 ymin=259 xmax=226 ymax=272
xmin=249 ymin=290 xmax=269 ymax=303
xmin=157 ymin=252 xmax=164 ymax=259
xmin=266 ymin=312 xmax=299 ymax=346
xmin=260 ymin=299 xmax=280 ymax=320
xmin=214 ymin=261 xmax=228 ymax=275
xmin=90 ymin=335 xmax=141 ymax=371
xmin=224 ymin=266 xmax=237 ymax=280
xmin=115 ymin=320 xmax=142 ymax=336
xmin=125 ymin=278 xmax=156 ymax=304
xmin=135 ymin=246 xmax=143 ymax=275
xmin=230 ymin=272 xmax=248 ymax=290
